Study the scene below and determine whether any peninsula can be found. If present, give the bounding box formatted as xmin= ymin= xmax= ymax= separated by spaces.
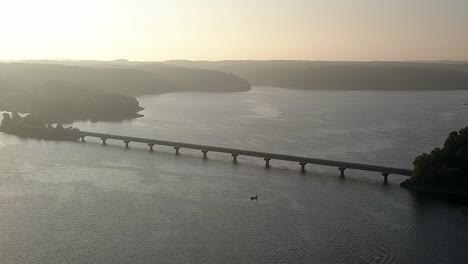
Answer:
xmin=0 ymin=112 xmax=81 ymax=140
xmin=402 ymin=127 xmax=468 ymax=197
xmin=0 ymin=62 xmax=251 ymax=123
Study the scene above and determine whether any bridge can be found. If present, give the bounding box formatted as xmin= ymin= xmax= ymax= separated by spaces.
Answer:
xmin=77 ymin=131 xmax=413 ymax=183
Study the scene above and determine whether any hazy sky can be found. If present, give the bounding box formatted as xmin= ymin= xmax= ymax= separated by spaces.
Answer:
xmin=1 ymin=0 xmax=467 ymax=61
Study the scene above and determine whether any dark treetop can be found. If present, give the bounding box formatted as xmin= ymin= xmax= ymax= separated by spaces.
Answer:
xmin=404 ymin=126 xmax=468 ymax=197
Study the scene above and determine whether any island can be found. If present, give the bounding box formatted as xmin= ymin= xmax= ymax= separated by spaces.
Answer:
xmin=401 ymin=127 xmax=468 ymax=197
xmin=0 ymin=112 xmax=81 ymax=140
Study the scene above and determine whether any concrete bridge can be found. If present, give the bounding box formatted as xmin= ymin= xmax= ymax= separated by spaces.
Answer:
xmin=78 ymin=131 xmax=413 ymax=183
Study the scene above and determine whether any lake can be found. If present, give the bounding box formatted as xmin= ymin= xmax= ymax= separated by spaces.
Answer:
xmin=0 ymin=87 xmax=467 ymax=263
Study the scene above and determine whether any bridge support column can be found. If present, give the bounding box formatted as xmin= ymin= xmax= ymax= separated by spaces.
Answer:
xmin=299 ymin=162 xmax=307 ymax=173
xmin=174 ymin=147 xmax=180 ymax=155
xmin=232 ymin=154 xmax=238 ymax=163
xmin=100 ymin=138 xmax=107 ymax=145
xmin=339 ymin=168 xmax=346 ymax=177
xmin=80 ymin=137 xmax=86 ymax=143
xmin=124 ymin=140 xmax=130 ymax=148
xmin=148 ymin=144 xmax=154 ymax=152
xmin=264 ymin=158 xmax=271 ymax=169
xmin=382 ymin=172 xmax=390 ymax=184
xmin=202 ymin=150 xmax=208 ymax=159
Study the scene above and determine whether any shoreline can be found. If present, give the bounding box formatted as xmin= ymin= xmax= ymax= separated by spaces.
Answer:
xmin=0 ymin=87 xmax=252 ymax=124
xmin=400 ymin=180 xmax=468 ymax=198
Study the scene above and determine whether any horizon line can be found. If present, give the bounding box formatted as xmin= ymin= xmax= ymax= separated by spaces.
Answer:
xmin=1 ymin=59 xmax=468 ymax=63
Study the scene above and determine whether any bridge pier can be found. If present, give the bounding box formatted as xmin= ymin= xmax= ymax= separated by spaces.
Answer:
xmin=124 ymin=140 xmax=130 ymax=148
xmin=100 ymin=137 xmax=107 ymax=145
xmin=299 ymin=162 xmax=307 ymax=173
xmin=339 ymin=167 xmax=346 ymax=177
xmin=174 ymin=147 xmax=180 ymax=155
xmin=232 ymin=154 xmax=239 ymax=163
xmin=202 ymin=150 xmax=208 ymax=159
xmin=382 ymin=172 xmax=390 ymax=184
xmin=264 ymin=158 xmax=271 ymax=168
xmin=80 ymin=137 xmax=86 ymax=143
xmin=148 ymin=144 xmax=155 ymax=151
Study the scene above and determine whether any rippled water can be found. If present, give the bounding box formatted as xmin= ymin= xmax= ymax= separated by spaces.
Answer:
xmin=1 ymin=87 xmax=467 ymax=263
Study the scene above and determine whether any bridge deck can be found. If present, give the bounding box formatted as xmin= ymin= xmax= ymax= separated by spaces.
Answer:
xmin=79 ymin=131 xmax=413 ymax=177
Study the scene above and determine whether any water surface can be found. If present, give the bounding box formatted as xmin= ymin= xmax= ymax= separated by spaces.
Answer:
xmin=1 ymin=87 xmax=467 ymax=263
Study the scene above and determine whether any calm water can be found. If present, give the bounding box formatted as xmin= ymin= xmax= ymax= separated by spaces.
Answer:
xmin=1 ymin=87 xmax=467 ymax=263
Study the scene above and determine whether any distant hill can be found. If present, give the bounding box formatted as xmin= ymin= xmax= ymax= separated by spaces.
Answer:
xmin=3 ymin=59 xmax=468 ymax=123
xmin=0 ymin=63 xmax=175 ymax=96
xmin=0 ymin=62 xmax=251 ymax=95
xmin=139 ymin=63 xmax=251 ymax=92
xmin=164 ymin=60 xmax=468 ymax=90
xmin=0 ymin=63 xmax=251 ymax=122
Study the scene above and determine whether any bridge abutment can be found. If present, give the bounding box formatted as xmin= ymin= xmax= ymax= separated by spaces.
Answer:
xmin=232 ymin=154 xmax=239 ymax=163
xmin=202 ymin=150 xmax=208 ymax=159
xmin=124 ymin=140 xmax=130 ymax=148
xmin=100 ymin=138 xmax=107 ymax=145
xmin=174 ymin=147 xmax=180 ymax=155
xmin=264 ymin=158 xmax=271 ymax=168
